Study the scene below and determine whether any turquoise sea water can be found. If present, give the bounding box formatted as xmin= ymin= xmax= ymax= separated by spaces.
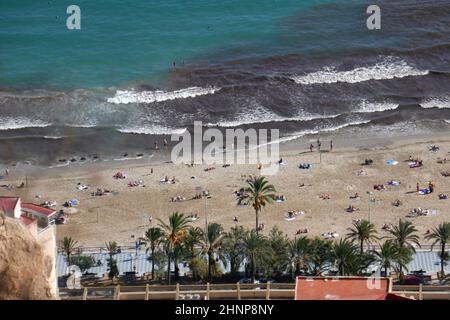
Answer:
xmin=1 ymin=0 xmax=383 ymax=89
xmin=2 ymin=0 xmax=450 ymax=165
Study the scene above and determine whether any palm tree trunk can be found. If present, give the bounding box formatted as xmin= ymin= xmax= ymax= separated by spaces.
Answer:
xmin=230 ymin=259 xmax=235 ymax=276
xmin=191 ymin=248 xmax=196 ymax=280
xmin=167 ymin=246 xmax=172 ymax=285
xmin=208 ymin=251 xmax=212 ymax=282
xmin=174 ymin=251 xmax=179 ymax=280
xmin=251 ymin=253 xmax=256 ymax=283
xmin=441 ymin=242 xmax=445 ymax=278
xmin=360 ymin=240 xmax=364 ymax=254
xmin=255 ymin=209 xmax=259 ymax=234
xmin=151 ymin=247 xmax=155 ymax=280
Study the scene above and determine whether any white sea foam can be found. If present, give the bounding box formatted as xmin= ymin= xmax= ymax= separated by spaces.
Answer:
xmin=421 ymin=97 xmax=450 ymax=109
xmin=107 ymin=86 xmax=221 ymax=104
xmin=357 ymin=100 xmax=399 ymax=113
xmin=256 ymin=120 xmax=372 ymax=148
xmin=117 ymin=126 xmax=187 ymax=135
xmin=206 ymin=100 xmax=397 ymax=128
xmin=291 ymin=57 xmax=429 ymax=85
xmin=0 ymin=117 xmax=50 ymax=131
xmin=206 ymin=105 xmax=341 ymax=128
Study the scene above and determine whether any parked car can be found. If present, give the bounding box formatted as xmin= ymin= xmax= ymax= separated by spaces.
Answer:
xmin=402 ymin=275 xmax=424 ymax=285
xmin=257 ymin=278 xmax=275 ymax=283
xmin=239 ymin=278 xmax=259 ymax=284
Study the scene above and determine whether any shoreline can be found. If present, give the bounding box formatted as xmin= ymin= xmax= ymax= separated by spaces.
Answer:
xmin=3 ymin=129 xmax=450 ymax=177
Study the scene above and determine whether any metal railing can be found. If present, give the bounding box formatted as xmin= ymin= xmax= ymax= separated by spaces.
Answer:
xmin=58 ymin=283 xmax=450 ymax=300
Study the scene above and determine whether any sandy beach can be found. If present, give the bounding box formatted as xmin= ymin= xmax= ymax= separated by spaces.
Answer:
xmin=1 ymin=134 xmax=449 ymax=248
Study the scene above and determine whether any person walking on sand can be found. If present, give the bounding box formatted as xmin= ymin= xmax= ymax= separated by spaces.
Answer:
xmin=416 ymin=182 xmax=420 ymax=193
xmin=154 ymin=141 xmax=159 ymax=150
xmin=330 ymin=140 xmax=333 ymax=152
xmin=310 ymin=144 xmax=314 ymax=152
xmin=163 ymin=138 xmax=168 ymax=148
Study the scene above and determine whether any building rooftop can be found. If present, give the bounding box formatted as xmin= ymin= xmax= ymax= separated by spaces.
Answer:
xmin=295 ymin=276 xmax=410 ymax=300
xmin=0 ymin=196 xmax=19 ymax=213
xmin=21 ymin=203 xmax=55 ymax=217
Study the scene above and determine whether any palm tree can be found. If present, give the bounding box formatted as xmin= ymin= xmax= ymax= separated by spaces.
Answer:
xmin=268 ymin=226 xmax=290 ymax=277
xmin=387 ymin=220 xmax=420 ymax=277
xmin=184 ymin=227 xmax=203 ymax=280
xmin=331 ymin=238 xmax=360 ymax=276
xmin=237 ymin=176 xmax=276 ymax=233
xmin=346 ymin=219 xmax=379 ymax=254
xmin=388 ymin=220 xmax=421 ymax=252
xmin=288 ymin=236 xmax=312 ymax=278
xmin=242 ymin=229 xmax=269 ymax=283
xmin=61 ymin=236 xmax=78 ymax=265
xmin=105 ymin=241 xmax=119 ymax=281
xmin=158 ymin=212 xmax=190 ymax=285
xmin=140 ymin=227 xmax=164 ymax=280
xmin=308 ymin=237 xmax=332 ymax=276
xmin=184 ymin=227 xmax=203 ymax=258
xmin=373 ymin=240 xmax=410 ymax=276
xmin=425 ymin=222 xmax=450 ymax=278
xmin=222 ymin=226 xmax=247 ymax=277
xmin=201 ymin=223 xmax=225 ymax=282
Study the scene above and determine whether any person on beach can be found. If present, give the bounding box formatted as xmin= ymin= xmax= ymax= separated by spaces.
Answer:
xmin=310 ymin=144 xmax=314 ymax=152
xmin=163 ymin=139 xmax=168 ymax=148
xmin=416 ymin=182 xmax=420 ymax=193
xmin=429 ymin=181 xmax=435 ymax=193
xmin=330 ymin=140 xmax=333 ymax=152
xmin=154 ymin=141 xmax=159 ymax=150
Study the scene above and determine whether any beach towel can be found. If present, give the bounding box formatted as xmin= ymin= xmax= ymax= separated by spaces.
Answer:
xmin=275 ymin=199 xmax=286 ymax=203
xmin=285 ymin=217 xmax=296 ymax=221
xmin=387 ymin=180 xmax=401 ymax=186
xmin=66 ymin=199 xmax=79 ymax=207
xmin=160 ymin=179 xmax=175 ymax=184
xmin=386 ymin=160 xmax=398 ymax=166
xmin=408 ymin=162 xmax=422 ymax=168
xmin=418 ymin=189 xmax=430 ymax=195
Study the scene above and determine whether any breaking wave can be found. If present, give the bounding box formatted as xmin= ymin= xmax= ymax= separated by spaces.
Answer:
xmin=421 ymin=97 xmax=450 ymax=109
xmin=0 ymin=117 xmax=50 ymax=131
xmin=291 ymin=57 xmax=429 ymax=85
xmin=107 ymin=86 xmax=221 ymax=104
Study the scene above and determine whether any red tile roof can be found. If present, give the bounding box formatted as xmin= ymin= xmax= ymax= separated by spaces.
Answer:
xmin=21 ymin=203 xmax=55 ymax=217
xmin=295 ymin=276 xmax=410 ymax=300
xmin=0 ymin=196 xmax=19 ymax=213
xmin=20 ymin=214 xmax=36 ymax=226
